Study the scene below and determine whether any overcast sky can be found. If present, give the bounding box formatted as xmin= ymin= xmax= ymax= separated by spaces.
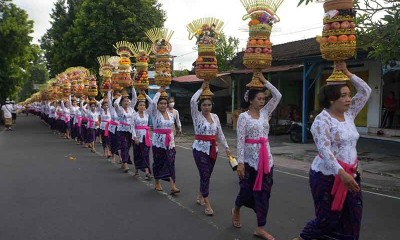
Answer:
xmin=13 ymin=0 xmax=324 ymax=70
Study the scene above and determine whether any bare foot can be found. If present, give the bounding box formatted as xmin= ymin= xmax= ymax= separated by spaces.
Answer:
xmin=231 ymin=208 xmax=242 ymax=228
xmin=253 ymin=228 xmax=275 ymax=240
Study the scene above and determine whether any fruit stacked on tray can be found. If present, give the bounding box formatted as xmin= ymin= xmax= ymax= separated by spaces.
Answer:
xmin=187 ymin=17 xmax=224 ymax=99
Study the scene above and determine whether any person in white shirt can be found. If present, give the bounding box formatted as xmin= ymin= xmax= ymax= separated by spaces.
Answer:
xmin=191 ymin=82 xmax=231 ymax=216
xmin=11 ymin=101 xmax=17 ymax=124
xmin=294 ymin=62 xmax=371 ymax=240
xmin=80 ymin=98 xmax=100 ymax=153
xmin=167 ymin=96 xmax=182 ymax=136
xmin=69 ymin=96 xmax=80 ymax=142
xmin=107 ymin=90 xmax=121 ymax=164
xmin=232 ymin=72 xmax=282 ymax=240
xmin=150 ymin=87 xmax=180 ymax=194
xmin=114 ymin=88 xmax=135 ymax=172
xmin=98 ymin=98 xmax=112 ymax=158
xmin=131 ymin=88 xmax=153 ymax=180
xmin=1 ymin=99 xmax=13 ymax=130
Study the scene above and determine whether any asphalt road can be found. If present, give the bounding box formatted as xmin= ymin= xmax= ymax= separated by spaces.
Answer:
xmin=1 ymin=115 xmax=399 ymax=240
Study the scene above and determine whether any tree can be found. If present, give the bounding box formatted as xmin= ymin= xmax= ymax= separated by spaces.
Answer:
xmin=19 ymin=45 xmax=50 ymax=101
xmin=0 ymin=0 xmax=34 ymax=102
xmin=41 ymin=0 xmax=166 ymax=76
xmin=298 ymin=0 xmax=400 ymax=63
xmin=40 ymin=0 xmax=83 ymax=76
xmin=216 ymin=33 xmax=240 ymax=72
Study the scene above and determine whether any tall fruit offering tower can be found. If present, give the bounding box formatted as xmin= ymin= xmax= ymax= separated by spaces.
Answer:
xmin=132 ymin=42 xmax=152 ymax=101
xmin=113 ymin=41 xmax=135 ymax=97
xmin=187 ymin=17 xmax=224 ymax=99
xmin=146 ymin=28 xmax=174 ymax=99
xmin=97 ymin=55 xmax=112 ymax=99
xmin=241 ymin=0 xmax=284 ymax=89
xmin=319 ymin=0 xmax=356 ymax=84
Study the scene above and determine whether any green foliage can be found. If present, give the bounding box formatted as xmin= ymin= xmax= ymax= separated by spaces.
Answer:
xmin=40 ymin=0 xmax=166 ymax=77
xmin=173 ymin=69 xmax=190 ymax=77
xmin=0 ymin=0 xmax=34 ymax=102
xmin=298 ymin=0 xmax=400 ymax=63
xmin=216 ymin=33 xmax=240 ymax=72
xmin=355 ymin=0 xmax=400 ymax=63
xmin=19 ymin=45 xmax=50 ymax=101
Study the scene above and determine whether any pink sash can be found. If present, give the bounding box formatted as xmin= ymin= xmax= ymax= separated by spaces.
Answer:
xmin=64 ymin=115 xmax=70 ymax=123
xmin=135 ymin=126 xmax=151 ymax=147
xmin=245 ymin=137 xmax=269 ymax=191
xmin=331 ymin=159 xmax=358 ymax=211
xmin=88 ymin=119 xmax=99 ymax=128
xmin=153 ymin=129 xmax=172 ymax=148
xmin=104 ymin=121 xmax=118 ymax=136
xmin=77 ymin=117 xmax=83 ymax=127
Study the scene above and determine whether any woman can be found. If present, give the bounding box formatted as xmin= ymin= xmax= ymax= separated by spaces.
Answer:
xmin=167 ymin=96 xmax=182 ymax=136
xmin=80 ymin=98 xmax=100 ymax=153
xmin=69 ymin=96 xmax=80 ymax=142
xmin=48 ymin=101 xmax=56 ymax=131
xmin=232 ymin=72 xmax=282 ymax=240
xmin=131 ymin=88 xmax=153 ymax=180
xmin=61 ymin=99 xmax=71 ymax=139
xmin=114 ymin=89 xmax=135 ymax=172
xmin=191 ymin=83 xmax=231 ymax=216
xmin=107 ymin=90 xmax=121 ymax=164
xmin=55 ymin=101 xmax=64 ymax=135
xmin=293 ymin=62 xmax=371 ymax=240
xmin=150 ymin=87 xmax=180 ymax=194
xmin=99 ymin=99 xmax=112 ymax=158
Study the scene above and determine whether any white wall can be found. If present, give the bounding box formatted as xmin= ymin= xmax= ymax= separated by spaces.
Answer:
xmin=366 ymin=61 xmax=382 ymax=128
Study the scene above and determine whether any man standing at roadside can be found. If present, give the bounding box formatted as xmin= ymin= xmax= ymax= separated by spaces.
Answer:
xmin=11 ymin=100 xmax=17 ymax=124
xmin=1 ymin=98 xmax=13 ymax=131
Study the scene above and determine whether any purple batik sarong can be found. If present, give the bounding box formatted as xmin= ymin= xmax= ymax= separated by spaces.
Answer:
xmin=118 ymin=131 xmax=132 ymax=164
xmin=235 ymin=163 xmax=273 ymax=227
xmin=152 ymin=146 xmax=176 ymax=182
xmin=110 ymin=132 xmax=120 ymax=155
xmin=99 ymin=129 xmax=111 ymax=149
xmin=86 ymin=128 xmax=96 ymax=143
xmin=133 ymin=138 xmax=151 ymax=172
xmin=300 ymin=170 xmax=363 ymax=240
xmin=193 ymin=149 xmax=216 ymax=198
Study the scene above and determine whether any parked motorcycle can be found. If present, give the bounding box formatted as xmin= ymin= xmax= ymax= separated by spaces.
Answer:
xmin=288 ymin=121 xmax=312 ymax=143
xmin=288 ymin=113 xmax=316 ymax=143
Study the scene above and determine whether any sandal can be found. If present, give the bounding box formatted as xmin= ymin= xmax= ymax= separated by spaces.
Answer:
xmin=253 ymin=231 xmax=275 ymax=240
xmin=196 ymin=197 xmax=205 ymax=206
xmin=170 ymin=188 xmax=181 ymax=195
xmin=154 ymin=186 xmax=163 ymax=191
xmin=145 ymin=174 xmax=152 ymax=181
xmin=231 ymin=208 xmax=242 ymax=228
xmin=204 ymin=208 xmax=214 ymax=216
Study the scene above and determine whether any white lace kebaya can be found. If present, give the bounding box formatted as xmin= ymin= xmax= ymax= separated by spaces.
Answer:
xmin=80 ymin=102 xmax=100 ymax=130
xmin=237 ymin=82 xmax=282 ymax=171
xmin=131 ymin=88 xmax=153 ymax=143
xmin=190 ymin=89 xmax=229 ymax=155
xmin=107 ymin=91 xmax=119 ymax=134
xmin=114 ymin=88 xmax=136 ymax=132
xmin=311 ymin=74 xmax=371 ymax=176
xmin=149 ymin=92 xmax=175 ymax=150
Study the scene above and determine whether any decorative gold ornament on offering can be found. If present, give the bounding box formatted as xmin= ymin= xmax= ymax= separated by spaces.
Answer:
xmin=113 ymin=41 xmax=135 ymax=88
xmin=86 ymin=74 xmax=98 ymax=98
xmin=108 ymin=56 xmax=123 ymax=91
xmin=97 ymin=55 xmax=112 ymax=94
xmin=132 ymin=42 xmax=152 ymax=101
xmin=187 ymin=17 xmax=224 ymax=99
xmin=241 ymin=0 xmax=284 ymax=89
xmin=146 ymin=28 xmax=174 ymax=99
xmin=317 ymin=0 xmax=356 ymax=83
